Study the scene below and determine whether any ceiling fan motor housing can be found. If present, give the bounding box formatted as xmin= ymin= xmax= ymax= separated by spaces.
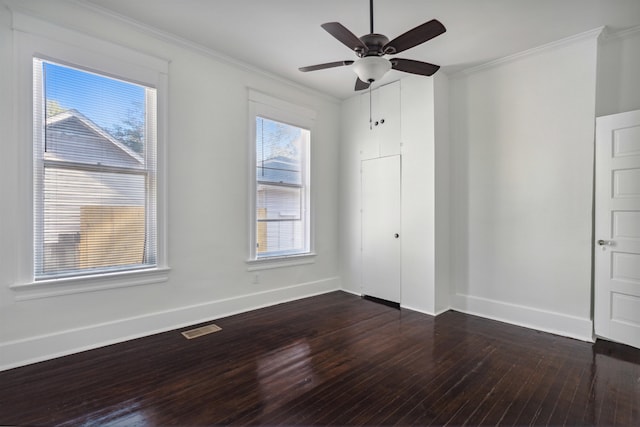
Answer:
xmin=359 ymin=33 xmax=390 ymax=56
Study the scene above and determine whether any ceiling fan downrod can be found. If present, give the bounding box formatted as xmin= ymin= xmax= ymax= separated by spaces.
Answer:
xmin=369 ymin=0 xmax=374 ymax=34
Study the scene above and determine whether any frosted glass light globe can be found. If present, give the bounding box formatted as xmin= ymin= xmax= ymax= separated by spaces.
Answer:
xmin=352 ymin=56 xmax=391 ymax=83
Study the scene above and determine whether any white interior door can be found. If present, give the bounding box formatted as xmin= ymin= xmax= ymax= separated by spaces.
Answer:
xmin=361 ymin=155 xmax=401 ymax=303
xmin=595 ymin=109 xmax=640 ymax=349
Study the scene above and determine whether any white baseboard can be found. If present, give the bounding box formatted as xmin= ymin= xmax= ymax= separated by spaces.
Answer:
xmin=401 ymin=304 xmax=433 ymax=316
xmin=401 ymin=304 xmax=449 ymax=317
xmin=0 ymin=277 xmax=340 ymax=372
xmin=340 ymin=287 xmax=362 ymax=297
xmin=341 ymin=289 xmax=449 ymax=317
xmin=451 ymin=293 xmax=594 ymax=342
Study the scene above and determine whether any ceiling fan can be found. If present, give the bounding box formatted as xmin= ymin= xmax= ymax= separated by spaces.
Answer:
xmin=299 ymin=0 xmax=446 ymax=91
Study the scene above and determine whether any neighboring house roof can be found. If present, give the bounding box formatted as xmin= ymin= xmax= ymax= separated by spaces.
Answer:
xmin=46 ymin=109 xmax=144 ymax=168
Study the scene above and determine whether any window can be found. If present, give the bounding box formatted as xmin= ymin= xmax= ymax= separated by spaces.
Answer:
xmin=10 ymin=20 xmax=168 ymax=293
xmin=33 ymin=59 xmax=158 ymax=280
xmin=249 ymin=91 xmax=315 ymax=263
xmin=256 ymin=117 xmax=310 ymax=257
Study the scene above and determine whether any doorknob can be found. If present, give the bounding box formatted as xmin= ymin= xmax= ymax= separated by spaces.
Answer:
xmin=394 ymin=233 xmax=399 ymax=238
xmin=597 ymin=239 xmax=613 ymax=246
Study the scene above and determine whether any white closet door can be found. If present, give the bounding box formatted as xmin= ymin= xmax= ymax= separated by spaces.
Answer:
xmin=377 ymin=80 xmax=401 ymax=157
xmin=361 ymin=155 xmax=401 ymax=303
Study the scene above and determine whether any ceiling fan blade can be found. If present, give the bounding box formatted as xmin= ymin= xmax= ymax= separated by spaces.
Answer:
xmin=321 ymin=22 xmax=368 ymax=54
xmin=299 ymin=60 xmax=354 ymax=72
xmin=355 ymin=78 xmax=370 ymax=91
xmin=384 ymin=19 xmax=446 ymax=54
xmin=391 ymin=58 xmax=440 ymax=76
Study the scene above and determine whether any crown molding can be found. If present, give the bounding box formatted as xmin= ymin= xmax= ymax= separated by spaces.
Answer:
xmin=6 ymin=0 xmax=339 ymax=105
xmin=600 ymin=24 xmax=640 ymax=42
xmin=452 ymin=26 xmax=605 ymax=79
xmin=69 ymin=0 xmax=339 ymax=104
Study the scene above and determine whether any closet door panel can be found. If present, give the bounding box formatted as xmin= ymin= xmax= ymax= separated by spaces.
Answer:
xmin=378 ymin=80 xmax=401 ymax=157
xmin=361 ymin=155 xmax=401 ymax=303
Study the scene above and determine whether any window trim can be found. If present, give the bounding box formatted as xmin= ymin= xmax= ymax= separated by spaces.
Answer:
xmin=247 ymin=90 xmax=316 ymax=268
xmin=33 ymin=58 xmax=158 ymax=279
xmin=11 ymin=12 xmax=169 ymax=296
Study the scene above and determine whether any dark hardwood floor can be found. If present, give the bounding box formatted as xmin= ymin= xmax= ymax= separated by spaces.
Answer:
xmin=1 ymin=291 xmax=639 ymax=426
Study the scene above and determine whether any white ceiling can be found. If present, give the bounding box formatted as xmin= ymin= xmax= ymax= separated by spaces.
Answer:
xmin=82 ymin=0 xmax=640 ymax=99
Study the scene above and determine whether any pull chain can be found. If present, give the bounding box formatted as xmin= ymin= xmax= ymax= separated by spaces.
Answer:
xmin=369 ymin=84 xmax=373 ymax=130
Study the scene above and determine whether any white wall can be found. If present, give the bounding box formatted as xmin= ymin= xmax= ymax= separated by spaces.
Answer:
xmin=597 ymin=27 xmax=640 ymax=117
xmin=433 ymin=74 xmax=450 ymax=314
xmin=448 ymin=30 xmax=602 ymax=340
xmin=0 ymin=0 xmax=341 ymax=370
xmin=338 ymin=95 xmax=363 ymax=297
xmin=399 ymin=77 xmax=436 ymax=313
xmin=399 ymin=75 xmax=450 ymax=314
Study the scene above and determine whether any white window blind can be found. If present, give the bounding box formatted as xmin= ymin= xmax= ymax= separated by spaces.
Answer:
xmin=33 ymin=59 xmax=158 ymax=280
xmin=255 ymin=116 xmax=310 ymax=258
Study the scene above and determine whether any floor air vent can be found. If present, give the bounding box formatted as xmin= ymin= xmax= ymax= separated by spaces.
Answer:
xmin=181 ymin=324 xmax=222 ymax=339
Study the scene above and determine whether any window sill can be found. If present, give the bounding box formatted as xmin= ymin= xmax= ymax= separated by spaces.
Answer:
xmin=246 ymin=253 xmax=316 ymax=271
xmin=10 ymin=267 xmax=171 ymax=301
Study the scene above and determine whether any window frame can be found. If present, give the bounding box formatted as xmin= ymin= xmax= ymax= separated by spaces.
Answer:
xmin=247 ymin=90 xmax=316 ymax=268
xmin=33 ymin=58 xmax=158 ymax=280
xmin=10 ymin=12 xmax=169 ymax=299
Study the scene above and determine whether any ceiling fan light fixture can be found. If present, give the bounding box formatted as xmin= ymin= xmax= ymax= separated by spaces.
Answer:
xmin=352 ymin=56 xmax=391 ymax=83
xmin=299 ymin=0 xmax=445 ymax=92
